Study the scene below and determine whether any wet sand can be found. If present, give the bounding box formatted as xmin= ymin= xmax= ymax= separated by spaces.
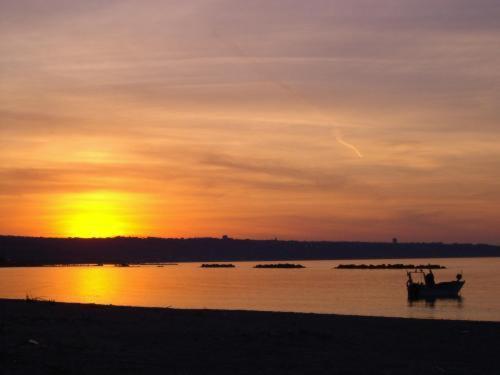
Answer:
xmin=1 ymin=299 xmax=499 ymax=374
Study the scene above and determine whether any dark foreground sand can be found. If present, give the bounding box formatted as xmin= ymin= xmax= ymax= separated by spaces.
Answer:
xmin=1 ymin=299 xmax=499 ymax=375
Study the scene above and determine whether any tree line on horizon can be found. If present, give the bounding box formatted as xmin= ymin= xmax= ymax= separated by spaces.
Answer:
xmin=1 ymin=236 xmax=499 ymax=266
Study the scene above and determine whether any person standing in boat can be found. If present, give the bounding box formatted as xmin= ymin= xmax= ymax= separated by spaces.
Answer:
xmin=424 ymin=269 xmax=435 ymax=287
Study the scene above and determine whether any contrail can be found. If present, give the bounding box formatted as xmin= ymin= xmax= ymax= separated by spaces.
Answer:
xmin=334 ymin=132 xmax=363 ymax=158
xmin=211 ymin=29 xmax=364 ymax=158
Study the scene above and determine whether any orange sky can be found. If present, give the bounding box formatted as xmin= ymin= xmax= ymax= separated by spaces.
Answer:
xmin=1 ymin=1 xmax=499 ymax=243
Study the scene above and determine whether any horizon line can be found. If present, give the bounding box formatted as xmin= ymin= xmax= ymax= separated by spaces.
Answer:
xmin=0 ymin=234 xmax=498 ymax=246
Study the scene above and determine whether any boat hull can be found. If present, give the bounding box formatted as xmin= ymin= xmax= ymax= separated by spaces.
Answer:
xmin=407 ymin=280 xmax=465 ymax=300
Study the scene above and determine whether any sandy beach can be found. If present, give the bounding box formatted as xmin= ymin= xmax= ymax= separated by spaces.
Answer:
xmin=1 ymin=299 xmax=499 ymax=374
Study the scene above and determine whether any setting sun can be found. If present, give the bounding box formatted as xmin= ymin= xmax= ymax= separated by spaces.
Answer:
xmin=53 ymin=191 xmax=139 ymax=238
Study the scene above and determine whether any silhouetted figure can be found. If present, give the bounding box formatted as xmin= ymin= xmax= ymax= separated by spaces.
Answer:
xmin=424 ymin=270 xmax=435 ymax=287
xmin=407 ymin=272 xmax=413 ymax=284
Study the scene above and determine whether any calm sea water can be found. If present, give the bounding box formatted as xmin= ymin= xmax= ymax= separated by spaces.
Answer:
xmin=1 ymin=258 xmax=499 ymax=321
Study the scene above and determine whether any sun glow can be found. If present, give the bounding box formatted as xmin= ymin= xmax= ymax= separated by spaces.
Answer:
xmin=54 ymin=191 xmax=141 ymax=238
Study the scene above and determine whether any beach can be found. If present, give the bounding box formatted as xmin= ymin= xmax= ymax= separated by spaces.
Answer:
xmin=1 ymin=299 xmax=499 ymax=374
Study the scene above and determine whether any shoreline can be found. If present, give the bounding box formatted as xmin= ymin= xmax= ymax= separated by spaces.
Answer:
xmin=2 ymin=299 xmax=500 ymax=374
xmin=3 ymin=297 xmax=499 ymax=324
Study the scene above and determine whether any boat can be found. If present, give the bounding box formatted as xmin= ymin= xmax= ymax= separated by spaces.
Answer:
xmin=406 ymin=269 xmax=465 ymax=300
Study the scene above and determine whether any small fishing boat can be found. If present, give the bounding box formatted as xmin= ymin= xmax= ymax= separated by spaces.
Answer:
xmin=406 ymin=269 xmax=465 ymax=300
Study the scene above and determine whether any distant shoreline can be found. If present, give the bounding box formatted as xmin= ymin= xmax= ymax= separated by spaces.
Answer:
xmin=1 ymin=235 xmax=499 ymax=266
xmin=2 ymin=298 xmax=500 ymax=374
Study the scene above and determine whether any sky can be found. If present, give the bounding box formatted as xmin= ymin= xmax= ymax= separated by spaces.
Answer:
xmin=1 ymin=0 xmax=499 ymax=243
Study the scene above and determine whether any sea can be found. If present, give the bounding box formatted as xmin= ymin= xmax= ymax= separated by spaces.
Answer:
xmin=1 ymin=257 xmax=499 ymax=321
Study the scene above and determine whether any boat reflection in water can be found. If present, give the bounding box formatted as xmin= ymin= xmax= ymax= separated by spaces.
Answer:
xmin=406 ymin=269 xmax=465 ymax=301
xmin=408 ymin=295 xmax=464 ymax=310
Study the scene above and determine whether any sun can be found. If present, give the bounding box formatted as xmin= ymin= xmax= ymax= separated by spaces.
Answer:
xmin=54 ymin=191 xmax=138 ymax=238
